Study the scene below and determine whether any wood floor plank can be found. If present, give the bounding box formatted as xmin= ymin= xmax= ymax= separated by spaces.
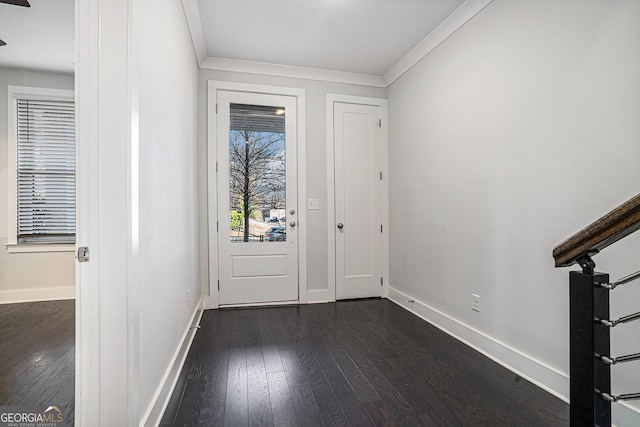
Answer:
xmin=314 ymin=347 xmax=374 ymax=426
xmin=224 ymin=347 xmax=248 ymax=426
xmin=288 ymin=385 xmax=322 ymax=427
xmin=246 ymin=346 xmax=273 ymax=427
xmin=293 ymin=346 xmax=349 ymax=426
xmin=279 ymin=347 xmax=309 ymax=389
xmin=266 ymin=371 xmax=298 ymax=427
xmin=348 ymin=351 xmax=425 ymax=426
xmin=362 ymin=400 xmax=402 ymax=427
xmin=256 ymin=310 xmax=284 ymax=374
xmin=199 ymin=405 xmax=225 ymax=427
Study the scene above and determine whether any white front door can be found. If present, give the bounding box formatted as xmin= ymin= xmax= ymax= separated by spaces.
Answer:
xmin=334 ymin=102 xmax=383 ymax=299
xmin=216 ymin=90 xmax=299 ymax=305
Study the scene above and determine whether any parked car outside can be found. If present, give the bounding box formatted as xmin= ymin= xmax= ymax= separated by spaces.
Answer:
xmin=265 ymin=226 xmax=286 ymax=241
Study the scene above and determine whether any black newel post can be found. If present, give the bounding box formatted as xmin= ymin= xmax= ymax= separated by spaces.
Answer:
xmin=569 ymin=255 xmax=611 ymax=426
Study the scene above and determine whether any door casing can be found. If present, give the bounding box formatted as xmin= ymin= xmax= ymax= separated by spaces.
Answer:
xmin=206 ymin=81 xmax=307 ymax=309
xmin=326 ymin=94 xmax=389 ymax=303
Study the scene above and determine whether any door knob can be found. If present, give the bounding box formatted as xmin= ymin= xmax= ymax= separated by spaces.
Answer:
xmin=290 ymin=221 xmax=296 ymax=227
xmin=337 ymin=223 xmax=344 ymax=229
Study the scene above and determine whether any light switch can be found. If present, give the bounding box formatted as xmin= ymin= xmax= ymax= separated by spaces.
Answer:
xmin=307 ymin=199 xmax=319 ymax=210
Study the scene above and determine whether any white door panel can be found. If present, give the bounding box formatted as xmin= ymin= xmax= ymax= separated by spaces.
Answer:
xmin=216 ymin=90 xmax=298 ymax=305
xmin=335 ymin=102 xmax=382 ymax=300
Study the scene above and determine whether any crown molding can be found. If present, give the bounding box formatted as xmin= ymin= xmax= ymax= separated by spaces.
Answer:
xmin=200 ymin=57 xmax=387 ymax=88
xmin=384 ymin=0 xmax=493 ymax=86
xmin=181 ymin=0 xmax=207 ymax=66
xmin=182 ymin=0 xmax=493 ymax=88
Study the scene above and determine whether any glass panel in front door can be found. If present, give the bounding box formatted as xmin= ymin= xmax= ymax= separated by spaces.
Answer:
xmin=228 ymin=103 xmax=287 ymax=243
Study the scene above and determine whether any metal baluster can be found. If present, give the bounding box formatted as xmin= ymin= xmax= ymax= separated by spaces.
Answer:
xmin=598 ymin=391 xmax=640 ymax=402
xmin=595 ymin=311 xmax=640 ymax=327
xmin=597 ymin=352 xmax=640 ymax=365
xmin=598 ymin=270 xmax=640 ymax=290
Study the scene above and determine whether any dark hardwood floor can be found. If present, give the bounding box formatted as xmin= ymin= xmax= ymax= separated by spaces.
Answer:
xmin=0 ymin=299 xmax=75 ymax=425
xmin=161 ymin=299 xmax=569 ymax=426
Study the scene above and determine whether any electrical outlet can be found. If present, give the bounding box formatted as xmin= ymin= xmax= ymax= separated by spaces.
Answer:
xmin=472 ymin=294 xmax=480 ymax=312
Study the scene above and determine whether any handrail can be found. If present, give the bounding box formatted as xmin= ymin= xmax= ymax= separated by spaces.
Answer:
xmin=553 ymin=193 xmax=640 ymax=267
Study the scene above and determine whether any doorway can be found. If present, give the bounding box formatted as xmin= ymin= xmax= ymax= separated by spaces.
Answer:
xmin=208 ymin=82 xmax=307 ymax=307
xmin=327 ymin=95 xmax=389 ymax=300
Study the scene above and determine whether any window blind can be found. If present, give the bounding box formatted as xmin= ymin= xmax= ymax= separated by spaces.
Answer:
xmin=16 ymin=99 xmax=75 ymax=243
xmin=230 ymin=104 xmax=285 ymax=133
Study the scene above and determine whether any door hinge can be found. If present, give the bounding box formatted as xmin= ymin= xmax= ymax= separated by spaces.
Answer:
xmin=217 ymin=221 xmax=219 ymax=232
xmin=216 ymin=103 xmax=218 ymax=114
xmin=380 ymin=277 xmax=383 ymax=286
xmin=216 ymin=161 xmax=218 ymax=173
xmin=77 ymin=246 xmax=90 ymax=263
xmin=378 ymin=118 xmax=382 ymax=128
xmin=217 ymin=280 xmax=220 ymax=291
xmin=381 ymin=224 xmax=383 ymax=233
xmin=379 ymin=171 xmax=383 ymax=180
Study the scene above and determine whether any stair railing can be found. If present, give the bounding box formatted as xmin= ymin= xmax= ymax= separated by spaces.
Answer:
xmin=553 ymin=193 xmax=640 ymax=426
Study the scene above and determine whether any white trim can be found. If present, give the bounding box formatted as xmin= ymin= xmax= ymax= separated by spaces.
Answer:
xmin=326 ymin=98 xmax=336 ymax=302
xmin=0 ymin=286 xmax=75 ymax=304
xmin=127 ymin=0 xmax=142 ymax=422
xmin=140 ymin=298 xmax=204 ymax=427
xmin=6 ymin=85 xmax=76 ymax=247
xmin=201 ymin=57 xmax=386 ymax=88
xmin=75 ymin=0 xmax=101 ymax=423
xmin=219 ymin=300 xmax=299 ymax=309
xmin=6 ymin=243 xmax=74 ymax=253
xmin=7 ymin=85 xmax=75 ymax=100
xmin=326 ymin=94 xmax=389 ymax=302
xmin=206 ymin=81 xmax=307 ymax=308
xmin=379 ymin=102 xmax=389 ymax=298
xmin=383 ymin=0 xmax=494 ymax=85
xmin=296 ymin=90 xmax=308 ymax=304
xmin=205 ymin=82 xmax=219 ymax=310
xmin=180 ymin=0 xmax=207 ymax=66
xmin=181 ymin=2 xmax=491 ymax=88
xmin=307 ymin=289 xmax=330 ymax=304
xmin=613 ymin=402 xmax=640 ymax=427
xmin=386 ymin=286 xmax=570 ymax=403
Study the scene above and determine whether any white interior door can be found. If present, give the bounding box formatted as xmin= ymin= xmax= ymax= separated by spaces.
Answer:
xmin=217 ymin=90 xmax=298 ymax=305
xmin=334 ymin=102 xmax=383 ymax=300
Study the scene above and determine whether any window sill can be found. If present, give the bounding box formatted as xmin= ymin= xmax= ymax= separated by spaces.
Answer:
xmin=6 ymin=243 xmax=75 ymax=254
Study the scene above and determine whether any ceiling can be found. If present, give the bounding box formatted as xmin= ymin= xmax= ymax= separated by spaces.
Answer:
xmin=0 ymin=0 xmax=74 ymax=73
xmin=197 ymin=0 xmax=466 ymax=77
xmin=0 ymin=0 xmax=489 ymax=84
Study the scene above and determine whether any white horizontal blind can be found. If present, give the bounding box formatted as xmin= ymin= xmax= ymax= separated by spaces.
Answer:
xmin=16 ymin=99 xmax=76 ymax=243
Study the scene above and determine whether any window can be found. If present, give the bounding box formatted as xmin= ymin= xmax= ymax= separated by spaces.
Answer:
xmin=7 ymin=86 xmax=75 ymax=251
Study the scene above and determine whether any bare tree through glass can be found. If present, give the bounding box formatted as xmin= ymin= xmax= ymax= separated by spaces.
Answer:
xmin=229 ymin=104 xmax=286 ymax=242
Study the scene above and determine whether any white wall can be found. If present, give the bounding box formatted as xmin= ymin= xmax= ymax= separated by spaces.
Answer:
xmin=0 ymin=68 xmax=75 ymax=303
xmin=387 ymin=0 xmax=640 ymax=422
xmin=137 ymin=0 xmax=200 ymax=422
xmin=198 ymin=69 xmax=386 ymax=302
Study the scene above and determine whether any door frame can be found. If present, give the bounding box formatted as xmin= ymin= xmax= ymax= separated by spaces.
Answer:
xmin=326 ymin=94 xmax=389 ymax=302
xmin=206 ymin=81 xmax=307 ymax=309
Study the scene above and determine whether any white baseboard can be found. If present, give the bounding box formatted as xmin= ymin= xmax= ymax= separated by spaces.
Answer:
xmin=386 ymin=286 xmax=569 ymax=403
xmin=0 ymin=286 xmax=75 ymax=304
xmin=613 ymin=401 xmax=640 ymax=427
xmin=306 ymin=288 xmax=330 ymax=304
xmin=141 ymin=297 xmax=204 ymax=427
